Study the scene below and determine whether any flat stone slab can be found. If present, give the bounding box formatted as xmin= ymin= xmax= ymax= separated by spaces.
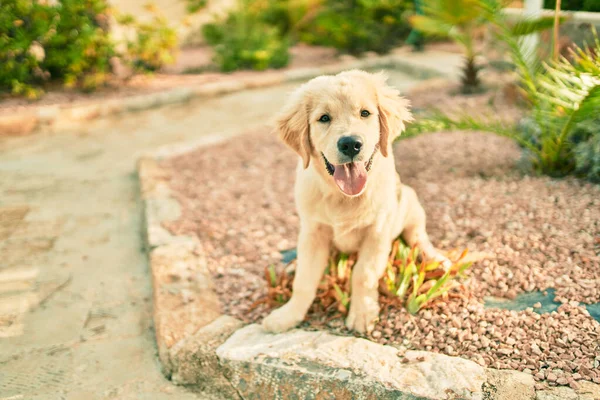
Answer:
xmin=217 ymin=324 xmax=487 ymax=399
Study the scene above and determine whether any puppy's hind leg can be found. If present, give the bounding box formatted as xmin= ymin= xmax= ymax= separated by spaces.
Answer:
xmin=400 ymin=185 xmax=451 ymax=269
xmin=262 ymin=222 xmax=332 ymax=333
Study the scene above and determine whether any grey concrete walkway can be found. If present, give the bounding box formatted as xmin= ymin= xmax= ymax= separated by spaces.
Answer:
xmin=0 ymin=70 xmax=420 ymax=399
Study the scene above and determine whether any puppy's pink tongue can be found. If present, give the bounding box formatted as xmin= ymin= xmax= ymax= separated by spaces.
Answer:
xmin=333 ymin=162 xmax=367 ymax=196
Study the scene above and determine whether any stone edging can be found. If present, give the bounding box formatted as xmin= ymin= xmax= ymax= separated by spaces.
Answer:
xmin=0 ymin=53 xmax=446 ymax=138
xmin=137 ymin=133 xmax=600 ymax=400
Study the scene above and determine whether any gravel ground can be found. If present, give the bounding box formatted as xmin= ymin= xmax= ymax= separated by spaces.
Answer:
xmin=407 ymin=72 xmax=524 ymax=123
xmin=162 ymin=96 xmax=600 ymax=388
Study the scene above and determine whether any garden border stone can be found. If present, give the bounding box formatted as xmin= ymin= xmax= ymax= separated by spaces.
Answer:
xmin=138 ymin=131 xmax=600 ymax=399
xmin=0 ymin=51 xmax=457 ymax=137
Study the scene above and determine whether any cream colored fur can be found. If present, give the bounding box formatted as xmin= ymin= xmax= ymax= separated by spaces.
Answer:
xmin=262 ymin=70 xmax=449 ymax=334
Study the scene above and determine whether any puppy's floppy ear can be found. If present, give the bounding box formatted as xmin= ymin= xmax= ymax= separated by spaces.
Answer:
xmin=374 ymin=72 xmax=413 ymax=157
xmin=276 ymin=86 xmax=312 ymax=169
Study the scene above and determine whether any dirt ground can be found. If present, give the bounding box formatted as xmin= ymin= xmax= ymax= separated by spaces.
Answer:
xmin=163 ymin=83 xmax=600 ymax=388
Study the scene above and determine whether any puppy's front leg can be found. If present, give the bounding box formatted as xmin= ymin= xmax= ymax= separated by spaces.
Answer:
xmin=346 ymin=234 xmax=391 ymax=334
xmin=262 ymin=222 xmax=332 ymax=333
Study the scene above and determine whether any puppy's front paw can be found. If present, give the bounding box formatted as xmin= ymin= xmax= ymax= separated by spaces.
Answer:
xmin=431 ymin=253 xmax=452 ymax=271
xmin=262 ymin=303 xmax=305 ymax=333
xmin=345 ymin=294 xmax=380 ymax=334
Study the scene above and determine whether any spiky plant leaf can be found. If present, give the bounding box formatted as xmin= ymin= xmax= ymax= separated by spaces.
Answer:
xmin=409 ymin=15 xmax=453 ymax=38
xmin=409 ymin=0 xmax=495 ymax=93
xmin=267 ymin=264 xmax=277 ymax=287
xmin=510 ymin=16 xmax=563 ymax=36
xmin=405 ymin=109 xmax=541 ymax=155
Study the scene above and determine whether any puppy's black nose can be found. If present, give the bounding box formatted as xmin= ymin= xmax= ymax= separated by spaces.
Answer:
xmin=337 ymin=136 xmax=363 ymax=158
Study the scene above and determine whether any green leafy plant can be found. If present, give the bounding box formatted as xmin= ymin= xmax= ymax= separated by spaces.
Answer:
xmin=202 ymin=0 xmax=290 ymax=72
xmin=409 ymin=0 xmax=556 ymax=94
xmin=0 ymin=1 xmax=52 ymax=98
xmin=299 ymin=0 xmax=413 ymax=55
xmin=186 ymin=0 xmax=207 ymax=14
xmin=0 ymin=0 xmax=115 ymax=97
xmin=117 ymin=3 xmax=178 ymax=72
xmin=250 ymin=0 xmax=323 ymax=39
xmin=258 ymin=253 xmax=354 ymax=313
xmin=382 ymin=239 xmax=472 ymax=314
xmin=265 ymin=264 xmax=289 ymax=304
xmin=43 ymin=0 xmax=115 ymax=91
xmin=409 ymin=0 xmax=489 ymax=93
xmin=1 ymin=0 xmax=180 ymax=97
xmin=326 ymin=252 xmax=353 ymax=313
xmin=408 ymin=10 xmax=600 ymax=181
xmin=260 ymin=237 xmax=472 ymax=317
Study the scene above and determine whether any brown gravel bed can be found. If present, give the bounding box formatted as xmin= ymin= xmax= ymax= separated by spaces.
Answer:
xmin=162 ymin=127 xmax=600 ymax=387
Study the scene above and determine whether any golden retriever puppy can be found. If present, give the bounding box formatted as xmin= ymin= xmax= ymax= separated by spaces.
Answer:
xmin=262 ymin=70 xmax=449 ymax=334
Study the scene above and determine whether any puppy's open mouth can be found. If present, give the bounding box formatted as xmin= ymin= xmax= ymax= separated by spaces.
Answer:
xmin=322 ymin=145 xmax=378 ymax=196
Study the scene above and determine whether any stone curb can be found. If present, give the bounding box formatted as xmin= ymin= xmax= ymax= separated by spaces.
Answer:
xmin=138 ymin=123 xmax=600 ymax=400
xmin=1 ymin=53 xmax=449 ymax=137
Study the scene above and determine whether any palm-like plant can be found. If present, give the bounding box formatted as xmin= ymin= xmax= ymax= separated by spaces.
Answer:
xmin=408 ymin=24 xmax=600 ymax=178
xmin=409 ymin=0 xmax=557 ymax=94
xmin=410 ymin=0 xmax=490 ymax=93
xmin=531 ymin=38 xmax=600 ymax=175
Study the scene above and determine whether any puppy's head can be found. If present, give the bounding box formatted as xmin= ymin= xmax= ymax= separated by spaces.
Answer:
xmin=276 ymin=70 xmax=412 ymax=196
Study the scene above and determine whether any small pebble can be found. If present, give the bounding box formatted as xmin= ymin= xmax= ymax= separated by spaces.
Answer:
xmin=556 ymin=377 xmax=568 ymax=386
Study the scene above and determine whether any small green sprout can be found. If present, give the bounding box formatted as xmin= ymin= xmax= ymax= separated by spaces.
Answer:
xmin=386 ymin=241 xmax=473 ymax=314
xmin=332 ymin=282 xmax=350 ymax=314
xmin=264 ymin=264 xmax=290 ymax=305
xmin=267 ymin=264 xmax=277 ymax=287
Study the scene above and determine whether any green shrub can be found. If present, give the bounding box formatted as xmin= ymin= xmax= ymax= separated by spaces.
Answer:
xmin=506 ymin=29 xmax=600 ymax=177
xmin=185 ymin=0 xmax=207 ymax=14
xmin=544 ymin=0 xmax=600 ymax=12
xmin=253 ymin=0 xmax=295 ymax=36
xmin=255 ymin=0 xmax=322 ymax=39
xmin=263 ymin=237 xmax=472 ymax=316
xmin=300 ymin=0 xmax=413 ymax=55
xmin=410 ymin=0 xmax=489 ymax=94
xmin=44 ymin=0 xmax=115 ymax=91
xmin=408 ymin=7 xmax=600 ymax=181
xmin=0 ymin=0 xmax=54 ymax=98
xmin=202 ymin=2 xmax=290 ymax=72
xmin=410 ymin=0 xmax=556 ymax=94
xmin=117 ymin=4 xmax=178 ymax=72
xmin=0 ymin=0 xmax=114 ymax=97
xmin=1 ymin=0 xmax=179 ymax=97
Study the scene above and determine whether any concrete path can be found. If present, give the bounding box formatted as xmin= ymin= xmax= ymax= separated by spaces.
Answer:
xmin=0 ymin=71 xmax=423 ymax=399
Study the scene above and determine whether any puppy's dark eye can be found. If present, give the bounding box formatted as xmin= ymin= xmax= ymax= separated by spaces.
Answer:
xmin=360 ymin=110 xmax=370 ymax=118
xmin=318 ymin=114 xmax=331 ymax=123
